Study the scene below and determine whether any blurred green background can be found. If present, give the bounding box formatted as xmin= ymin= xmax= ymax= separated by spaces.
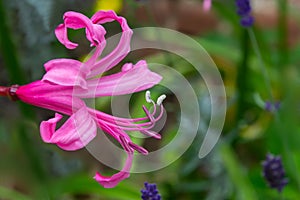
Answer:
xmin=1 ymin=0 xmax=300 ymax=199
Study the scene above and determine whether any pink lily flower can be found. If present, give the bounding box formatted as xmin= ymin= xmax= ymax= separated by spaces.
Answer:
xmin=203 ymin=0 xmax=212 ymax=11
xmin=0 ymin=10 xmax=165 ymax=188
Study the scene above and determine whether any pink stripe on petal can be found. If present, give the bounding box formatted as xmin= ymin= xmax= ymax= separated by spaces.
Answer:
xmin=88 ymin=29 xmax=132 ymax=76
xmin=40 ymin=107 xmax=97 ymax=151
xmin=77 ymin=60 xmax=162 ymax=97
xmin=42 ymin=59 xmax=88 ymax=89
xmin=16 ymin=81 xmax=85 ymax=115
xmin=94 ymin=152 xmax=133 ymax=188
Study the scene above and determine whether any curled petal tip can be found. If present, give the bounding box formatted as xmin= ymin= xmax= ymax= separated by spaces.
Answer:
xmin=94 ymin=153 xmax=133 ymax=188
xmin=94 ymin=172 xmax=129 ymax=188
xmin=121 ymin=63 xmax=133 ymax=72
xmin=55 ymin=24 xmax=78 ymax=49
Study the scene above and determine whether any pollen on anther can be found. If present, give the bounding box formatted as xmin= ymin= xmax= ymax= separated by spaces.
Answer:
xmin=145 ymin=91 xmax=152 ymax=103
xmin=157 ymin=94 xmax=166 ymax=105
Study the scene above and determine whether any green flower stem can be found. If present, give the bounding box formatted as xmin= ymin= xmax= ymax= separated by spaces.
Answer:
xmin=248 ymin=27 xmax=300 ymax=191
xmin=247 ymin=28 xmax=274 ymax=101
xmin=236 ymin=29 xmax=250 ymax=121
xmin=277 ymin=0 xmax=288 ymax=68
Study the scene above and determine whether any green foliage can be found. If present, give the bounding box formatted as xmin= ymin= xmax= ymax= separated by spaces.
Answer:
xmin=1 ymin=0 xmax=300 ymax=199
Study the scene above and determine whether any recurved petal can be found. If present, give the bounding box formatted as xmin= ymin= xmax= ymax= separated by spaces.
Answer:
xmin=94 ymin=152 xmax=133 ymax=188
xmin=77 ymin=60 xmax=162 ymax=97
xmin=55 ymin=11 xmax=106 ymax=49
xmin=55 ymin=23 xmax=78 ymax=49
xmin=42 ymin=59 xmax=89 ymax=89
xmin=40 ymin=107 xmax=97 ymax=151
xmin=88 ymin=10 xmax=133 ymax=77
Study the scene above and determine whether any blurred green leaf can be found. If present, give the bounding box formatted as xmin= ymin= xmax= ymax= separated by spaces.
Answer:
xmin=0 ymin=186 xmax=32 ymax=200
xmin=49 ymin=174 xmax=141 ymax=200
xmin=220 ymin=144 xmax=257 ymax=200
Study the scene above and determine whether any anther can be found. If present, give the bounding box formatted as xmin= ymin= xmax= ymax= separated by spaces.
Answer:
xmin=157 ymin=94 xmax=166 ymax=105
xmin=141 ymin=130 xmax=161 ymax=140
xmin=145 ymin=91 xmax=152 ymax=103
xmin=128 ymin=142 xmax=148 ymax=155
xmin=119 ymin=135 xmax=133 ymax=153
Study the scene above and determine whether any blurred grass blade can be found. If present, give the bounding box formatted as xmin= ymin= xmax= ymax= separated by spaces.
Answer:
xmin=0 ymin=0 xmax=48 ymax=194
xmin=277 ymin=0 xmax=289 ymax=67
xmin=0 ymin=0 xmax=26 ymax=84
xmin=0 ymin=0 xmax=34 ymax=119
xmin=221 ymin=144 xmax=257 ymax=200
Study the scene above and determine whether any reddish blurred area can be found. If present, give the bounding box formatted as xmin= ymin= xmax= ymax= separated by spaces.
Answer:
xmin=123 ymin=0 xmax=300 ymax=47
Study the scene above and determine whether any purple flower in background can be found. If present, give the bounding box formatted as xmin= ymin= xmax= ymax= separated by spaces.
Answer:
xmin=262 ymin=153 xmax=288 ymax=192
xmin=265 ymin=101 xmax=281 ymax=112
xmin=235 ymin=0 xmax=254 ymax=27
xmin=141 ymin=182 xmax=161 ymax=200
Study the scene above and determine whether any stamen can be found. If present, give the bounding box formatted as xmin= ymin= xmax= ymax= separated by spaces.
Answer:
xmin=89 ymin=92 xmax=166 ymax=138
xmin=88 ymin=108 xmax=152 ymax=123
xmin=145 ymin=90 xmax=152 ymax=103
xmin=128 ymin=142 xmax=148 ymax=155
xmin=157 ymin=94 xmax=166 ymax=106
xmin=142 ymin=105 xmax=154 ymax=122
xmin=92 ymin=109 xmax=156 ymax=131
xmin=119 ymin=135 xmax=133 ymax=153
xmin=141 ymin=130 xmax=161 ymax=140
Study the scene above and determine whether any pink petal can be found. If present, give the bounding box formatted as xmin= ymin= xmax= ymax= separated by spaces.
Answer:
xmin=55 ymin=24 xmax=78 ymax=49
xmin=85 ymin=24 xmax=106 ymax=48
xmin=84 ymin=28 xmax=107 ymax=68
xmin=88 ymin=10 xmax=133 ymax=77
xmin=55 ymin=11 xmax=106 ymax=49
xmin=42 ymin=59 xmax=88 ymax=89
xmin=40 ymin=107 xmax=97 ymax=151
xmin=16 ymin=81 xmax=84 ymax=115
xmin=63 ymin=11 xmax=93 ymax=29
xmin=75 ymin=60 xmax=162 ymax=97
xmin=94 ymin=152 xmax=133 ymax=188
